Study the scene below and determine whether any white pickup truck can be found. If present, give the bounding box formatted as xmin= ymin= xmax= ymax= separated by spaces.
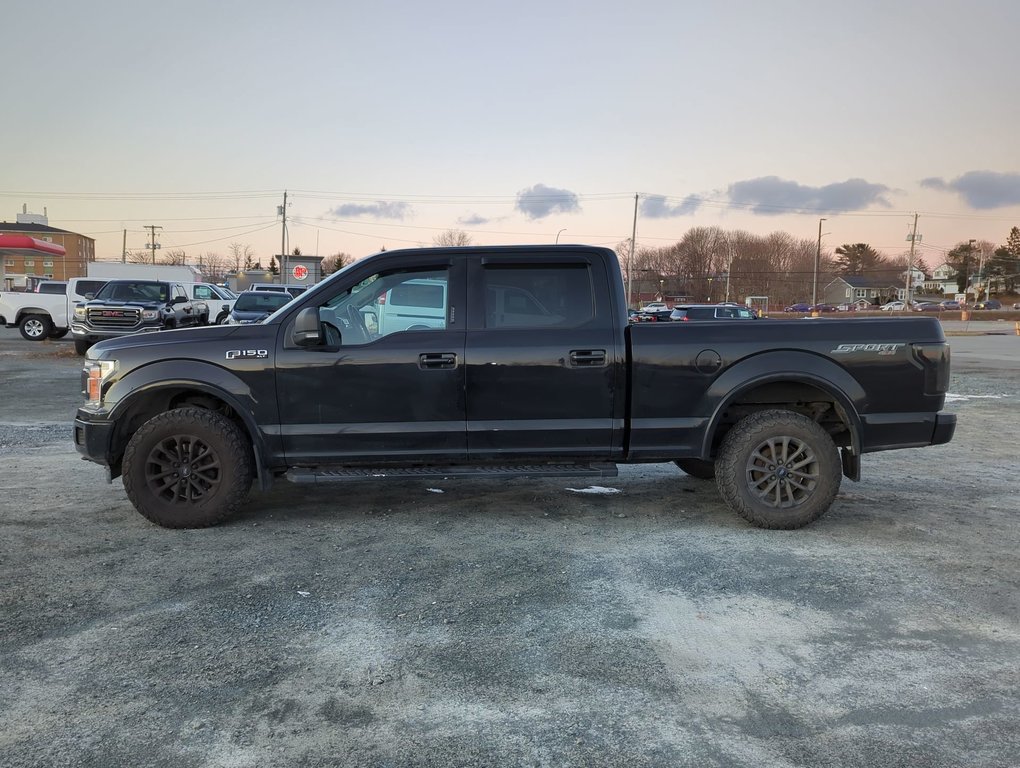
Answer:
xmin=182 ymin=282 xmax=237 ymax=325
xmin=0 ymin=277 xmax=108 ymax=340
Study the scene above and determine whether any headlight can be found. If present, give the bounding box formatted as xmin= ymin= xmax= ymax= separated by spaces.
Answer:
xmin=74 ymin=306 xmax=86 ymax=319
xmin=83 ymin=359 xmax=117 ymax=404
xmin=141 ymin=309 xmax=159 ymax=320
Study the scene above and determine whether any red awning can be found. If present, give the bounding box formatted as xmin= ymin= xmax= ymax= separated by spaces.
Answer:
xmin=0 ymin=234 xmax=67 ymax=257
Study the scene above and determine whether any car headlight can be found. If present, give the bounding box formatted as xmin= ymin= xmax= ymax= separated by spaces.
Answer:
xmin=83 ymin=359 xmax=117 ymax=404
xmin=141 ymin=309 xmax=159 ymax=320
xmin=74 ymin=306 xmax=86 ymax=319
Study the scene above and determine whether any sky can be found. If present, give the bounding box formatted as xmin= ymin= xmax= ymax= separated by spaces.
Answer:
xmin=4 ymin=0 xmax=1020 ymax=272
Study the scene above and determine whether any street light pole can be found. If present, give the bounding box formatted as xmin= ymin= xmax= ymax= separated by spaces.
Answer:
xmin=813 ymin=218 xmax=826 ymax=306
xmin=555 ymin=228 xmax=566 ymax=244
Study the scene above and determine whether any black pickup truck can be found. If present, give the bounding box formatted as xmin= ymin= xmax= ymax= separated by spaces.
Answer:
xmin=73 ymin=245 xmax=955 ymax=530
xmin=71 ymin=279 xmax=209 ymax=355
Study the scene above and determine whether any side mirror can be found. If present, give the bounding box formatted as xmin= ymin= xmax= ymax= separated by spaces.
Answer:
xmin=292 ymin=307 xmax=321 ymax=346
xmin=172 ymin=296 xmax=189 ymax=305
xmin=84 ymin=293 xmax=95 ymax=300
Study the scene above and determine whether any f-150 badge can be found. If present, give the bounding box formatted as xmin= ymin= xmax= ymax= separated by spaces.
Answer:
xmin=225 ymin=349 xmax=268 ymax=360
xmin=831 ymin=343 xmax=902 ymax=356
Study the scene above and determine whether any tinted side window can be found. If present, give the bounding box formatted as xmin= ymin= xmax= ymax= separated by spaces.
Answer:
xmin=482 ymin=264 xmax=593 ymax=329
xmin=687 ymin=308 xmax=714 ymax=319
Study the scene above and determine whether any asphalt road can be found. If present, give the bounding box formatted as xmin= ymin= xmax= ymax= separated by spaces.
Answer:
xmin=0 ymin=326 xmax=1018 ymax=767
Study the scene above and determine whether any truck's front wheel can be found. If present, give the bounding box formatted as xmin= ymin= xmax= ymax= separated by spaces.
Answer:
xmin=19 ymin=314 xmax=52 ymax=341
xmin=716 ymin=409 xmax=841 ymax=529
xmin=122 ymin=408 xmax=254 ymax=528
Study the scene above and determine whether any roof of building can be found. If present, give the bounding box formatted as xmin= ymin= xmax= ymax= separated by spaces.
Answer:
xmin=0 ymin=221 xmax=77 ymax=236
xmin=827 ymin=275 xmax=903 ymax=289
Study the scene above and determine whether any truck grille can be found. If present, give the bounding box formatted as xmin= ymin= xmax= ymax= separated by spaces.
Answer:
xmin=87 ymin=307 xmax=141 ymax=329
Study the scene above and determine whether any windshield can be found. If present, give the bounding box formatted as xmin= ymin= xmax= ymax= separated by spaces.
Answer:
xmin=233 ymin=292 xmax=292 ymax=313
xmin=95 ymin=281 xmax=168 ymax=302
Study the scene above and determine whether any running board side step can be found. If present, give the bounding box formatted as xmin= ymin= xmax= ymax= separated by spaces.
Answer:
xmin=285 ymin=462 xmax=619 ymax=484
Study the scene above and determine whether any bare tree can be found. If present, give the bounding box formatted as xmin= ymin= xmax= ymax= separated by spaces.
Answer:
xmin=126 ymin=250 xmax=153 ymax=265
xmin=321 ymin=252 xmax=353 ymax=276
xmin=162 ymin=249 xmax=187 ymax=266
xmin=199 ymin=252 xmax=227 ymax=282
xmin=228 ymin=242 xmax=254 ymax=273
xmin=433 ymin=229 xmax=472 ymax=247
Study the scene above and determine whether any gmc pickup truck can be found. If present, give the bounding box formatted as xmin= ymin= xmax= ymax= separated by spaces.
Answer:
xmin=73 ymin=245 xmax=955 ymax=530
xmin=71 ymin=279 xmax=208 ymax=355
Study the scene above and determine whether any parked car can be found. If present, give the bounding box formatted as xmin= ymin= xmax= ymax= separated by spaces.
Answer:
xmin=811 ymin=303 xmax=838 ymax=313
xmin=881 ymin=301 xmax=906 ymax=311
xmin=939 ymin=300 xmax=962 ymax=310
xmin=914 ymin=302 xmax=942 ymax=312
xmin=633 ymin=308 xmax=674 ymax=322
xmin=226 ymin=290 xmax=294 ymax=324
xmin=971 ymin=299 xmax=1001 ymax=310
xmin=640 ymin=301 xmax=669 ymax=312
xmin=0 ymin=277 xmax=108 ymax=341
xmin=784 ymin=303 xmax=812 ymax=312
xmin=670 ymin=304 xmax=758 ymax=321
xmin=251 ymin=283 xmax=309 ymax=298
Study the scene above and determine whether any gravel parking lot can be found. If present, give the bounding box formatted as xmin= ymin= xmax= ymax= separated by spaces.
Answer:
xmin=1 ymin=325 xmax=1018 ymax=767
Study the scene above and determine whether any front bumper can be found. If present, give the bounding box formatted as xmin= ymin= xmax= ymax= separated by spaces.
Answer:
xmin=71 ymin=323 xmax=161 ymax=343
xmin=73 ymin=410 xmax=116 ymax=466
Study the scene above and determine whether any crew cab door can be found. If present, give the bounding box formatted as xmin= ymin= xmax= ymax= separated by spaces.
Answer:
xmin=275 ymin=257 xmax=467 ymax=463
xmin=464 ymin=253 xmax=622 ymax=459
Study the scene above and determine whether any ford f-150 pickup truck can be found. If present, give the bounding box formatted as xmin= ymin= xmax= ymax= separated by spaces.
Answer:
xmin=73 ymin=245 xmax=955 ymax=530
xmin=71 ymin=279 xmax=208 ymax=355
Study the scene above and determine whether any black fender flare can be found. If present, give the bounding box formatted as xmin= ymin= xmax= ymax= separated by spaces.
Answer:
xmin=701 ymin=350 xmax=865 ymax=459
xmin=105 ymin=360 xmax=273 ymax=490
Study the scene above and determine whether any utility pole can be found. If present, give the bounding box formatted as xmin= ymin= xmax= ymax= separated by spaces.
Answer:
xmin=627 ymin=194 xmax=638 ymax=309
xmin=904 ymin=213 xmax=920 ymax=306
xmin=145 ymin=225 xmax=162 ymax=265
xmin=812 ymin=218 xmax=826 ymax=306
xmin=279 ymin=190 xmax=288 ymax=284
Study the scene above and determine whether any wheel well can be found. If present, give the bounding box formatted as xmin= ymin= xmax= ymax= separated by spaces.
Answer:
xmin=709 ymin=380 xmax=853 ymax=457
xmin=109 ymin=388 xmax=248 ymax=472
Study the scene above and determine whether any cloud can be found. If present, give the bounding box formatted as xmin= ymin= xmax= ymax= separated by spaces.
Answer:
xmin=458 ymin=213 xmax=490 ymax=226
xmin=727 ymin=176 xmax=892 ymax=215
xmin=640 ymin=194 xmax=703 ymax=218
xmin=514 ymin=184 xmax=581 ymax=220
xmin=330 ymin=201 xmax=412 ymax=220
xmin=920 ymin=171 xmax=1020 ymax=209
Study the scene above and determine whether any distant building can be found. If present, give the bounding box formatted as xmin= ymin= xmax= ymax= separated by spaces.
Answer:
xmin=822 ymin=275 xmax=904 ymax=306
xmin=1 ymin=209 xmax=95 ymax=287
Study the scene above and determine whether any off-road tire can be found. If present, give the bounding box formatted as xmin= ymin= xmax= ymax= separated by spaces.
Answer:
xmin=674 ymin=458 xmax=716 ymax=480
xmin=19 ymin=314 xmax=53 ymax=341
xmin=122 ymin=407 xmax=254 ymax=528
xmin=716 ymin=409 xmax=841 ymax=530
xmin=74 ymin=339 xmax=91 ymax=356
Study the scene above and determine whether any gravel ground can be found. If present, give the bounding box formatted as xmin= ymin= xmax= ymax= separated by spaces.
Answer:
xmin=0 ymin=326 xmax=1018 ymax=768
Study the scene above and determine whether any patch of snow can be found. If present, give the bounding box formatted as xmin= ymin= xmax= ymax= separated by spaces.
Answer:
xmin=565 ymin=486 xmax=621 ymax=495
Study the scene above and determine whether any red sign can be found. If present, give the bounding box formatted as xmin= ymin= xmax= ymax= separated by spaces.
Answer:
xmin=292 ymin=265 xmax=308 ymax=281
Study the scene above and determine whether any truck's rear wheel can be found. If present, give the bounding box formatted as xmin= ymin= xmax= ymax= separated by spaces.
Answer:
xmin=674 ymin=458 xmax=716 ymax=480
xmin=19 ymin=314 xmax=52 ymax=341
xmin=122 ymin=407 xmax=253 ymax=528
xmin=716 ymin=409 xmax=841 ymax=529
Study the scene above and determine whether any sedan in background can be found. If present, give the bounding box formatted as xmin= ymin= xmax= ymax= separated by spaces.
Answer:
xmin=784 ymin=302 xmax=812 ymax=312
xmin=940 ymin=300 xmax=963 ymax=310
xmin=811 ymin=303 xmax=838 ymax=313
xmin=633 ymin=308 xmax=674 ymax=322
xmin=972 ymin=299 xmax=1002 ymax=310
xmin=226 ymin=290 xmax=294 ymax=324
